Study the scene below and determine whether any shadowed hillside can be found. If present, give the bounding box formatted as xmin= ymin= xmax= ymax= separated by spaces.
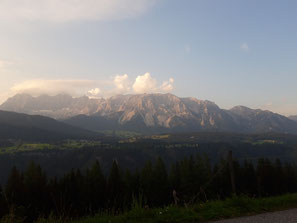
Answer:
xmin=0 ymin=110 xmax=98 ymax=141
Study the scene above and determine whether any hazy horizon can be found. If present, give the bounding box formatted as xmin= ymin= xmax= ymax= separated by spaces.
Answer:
xmin=1 ymin=0 xmax=297 ymax=116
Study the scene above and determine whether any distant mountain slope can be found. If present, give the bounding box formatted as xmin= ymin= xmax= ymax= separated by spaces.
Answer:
xmin=226 ymin=106 xmax=297 ymax=134
xmin=2 ymin=93 xmax=297 ymax=135
xmin=0 ymin=93 xmax=103 ymax=119
xmin=289 ymin=115 xmax=297 ymax=122
xmin=0 ymin=110 xmax=97 ymax=141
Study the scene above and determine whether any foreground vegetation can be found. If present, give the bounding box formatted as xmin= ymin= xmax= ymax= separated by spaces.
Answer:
xmin=69 ymin=193 xmax=297 ymax=223
xmin=2 ymin=193 xmax=297 ymax=223
xmin=3 ymin=193 xmax=297 ymax=223
xmin=1 ymin=153 xmax=297 ymax=223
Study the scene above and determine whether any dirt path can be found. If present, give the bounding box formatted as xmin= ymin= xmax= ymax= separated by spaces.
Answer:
xmin=210 ymin=209 xmax=297 ymax=223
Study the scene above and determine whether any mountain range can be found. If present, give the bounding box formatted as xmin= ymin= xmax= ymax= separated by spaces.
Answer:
xmin=1 ymin=93 xmax=297 ymax=135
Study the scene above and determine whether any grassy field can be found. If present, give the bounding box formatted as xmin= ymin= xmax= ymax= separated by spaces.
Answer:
xmin=0 ymin=143 xmax=55 ymax=154
xmin=31 ymin=193 xmax=297 ymax=223
xmin=0 ymin=140 xmax=104 ymax=154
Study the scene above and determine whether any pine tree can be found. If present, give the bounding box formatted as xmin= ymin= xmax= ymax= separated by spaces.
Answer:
xmin=194 ymin=155 xmax=212 ymax=201
xmin=211 ymin=158 xmax=230 ymax=199
xmin=152 ymin=157 xmax=170 ymax=206
xmin=85 ymin=161 xmax=106 ymax=214
xmin=256 ymin=158 xmax=275 ymax=196
xmin=140 ymin=160 xmax=154 ymax=206
xmin=123 ymin=169 xmax=141 ymax=208
xmin=107 ymin=160 xmax=125 ymax=211
xmin=23 ymin=162 xmax=48 ymax=221
xmin=240 ymin=160 xmax=257 ymax=196
xmin=0 ymin=185 xmax=8 ymax=219
xmin=5 ymin=166 xmax=25 ymax=207
xmin=180 ymin=156 xmax=200 ymax=201
xmin=283 ymin=163 xmax=297 ymax=193
xmin=169 ymin=161 xmax=181 ymax=193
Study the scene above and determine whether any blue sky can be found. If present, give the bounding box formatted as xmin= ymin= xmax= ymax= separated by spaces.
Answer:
xmin=0 ymin=0 xmax=296 ymax=115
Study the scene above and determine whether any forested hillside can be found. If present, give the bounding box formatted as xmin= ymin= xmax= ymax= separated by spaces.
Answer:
xmin=1 ymin=156 xmax=297 ymax=222
xmin=0 ymin=110 xmax=98 ymax=141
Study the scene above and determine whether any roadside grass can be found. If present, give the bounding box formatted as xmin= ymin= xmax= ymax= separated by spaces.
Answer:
xmin=32 ymin=193 xmax=297 ymax=223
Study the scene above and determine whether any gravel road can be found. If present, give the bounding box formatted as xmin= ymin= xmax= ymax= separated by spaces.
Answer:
xmin=210 ymin=209 xmax=297 ymax=223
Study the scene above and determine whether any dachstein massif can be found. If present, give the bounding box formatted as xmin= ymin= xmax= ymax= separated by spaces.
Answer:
xmin=1 ymin=93 xmax=297 ymax=134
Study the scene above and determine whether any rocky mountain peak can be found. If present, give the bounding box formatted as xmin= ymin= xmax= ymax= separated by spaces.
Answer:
xmin=1 ymin=93 xmax=297 ymax=134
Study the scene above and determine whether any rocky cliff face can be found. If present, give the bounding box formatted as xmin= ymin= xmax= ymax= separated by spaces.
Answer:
xmin=1 ymin=93 xmax=297 ymax=134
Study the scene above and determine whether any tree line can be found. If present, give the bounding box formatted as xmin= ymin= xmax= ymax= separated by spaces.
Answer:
xmin=1 ymin=155 xmax=297 ymax=222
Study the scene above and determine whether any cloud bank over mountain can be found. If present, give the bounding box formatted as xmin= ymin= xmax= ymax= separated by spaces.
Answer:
xmin=7 ymin=73 xmax=175 ymax=99
xmin=11 ymin=79 xmax=99 ymax=97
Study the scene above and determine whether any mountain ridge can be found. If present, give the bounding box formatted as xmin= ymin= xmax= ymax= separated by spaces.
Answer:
xmin=1 ymin=93 xmax=297 ymax=134
xmin=289 ymin=115 xmax=297 ymax=122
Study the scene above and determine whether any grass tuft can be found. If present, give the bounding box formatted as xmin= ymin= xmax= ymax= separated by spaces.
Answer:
xmin=16 ymin=193 xmax=297 ymax=223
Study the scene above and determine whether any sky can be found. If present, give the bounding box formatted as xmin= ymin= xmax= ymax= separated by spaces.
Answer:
xmin=0 ymin=0 xmax=297 ymax=116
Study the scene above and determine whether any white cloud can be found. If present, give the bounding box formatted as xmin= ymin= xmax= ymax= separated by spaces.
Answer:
xmin=87 ymin=88 xmax=101 ymax=98
xmin=11 ymin=79 xmax=99 ymax=96
xmin=113 ymin=74 xmax=130 ymax=93
xmin=0 ymin=0 xmax=157 ymax=22
xmin=161 ymin=78 xmax=174 ymax=92
xmin=240 ymin=42 xmax=249 ymax=52
xmin=132 ymin=72 xmax=157 ymax=94
xmin=3 ymin=73 xmax=175 ymax=102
